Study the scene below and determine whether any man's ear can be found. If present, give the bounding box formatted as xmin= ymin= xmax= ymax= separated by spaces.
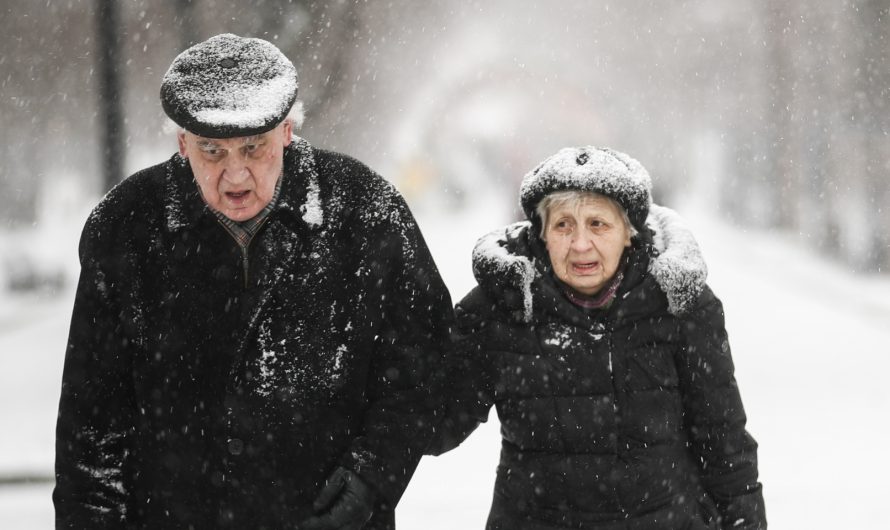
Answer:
xmin=281 ymin=120 xmax=293 ymax=146
xmin=177 ymin=131 xmax=188 ymax=157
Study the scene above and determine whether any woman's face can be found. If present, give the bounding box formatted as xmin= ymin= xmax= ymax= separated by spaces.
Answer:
xmin=544 ymin=195 xmax=632 ymax=295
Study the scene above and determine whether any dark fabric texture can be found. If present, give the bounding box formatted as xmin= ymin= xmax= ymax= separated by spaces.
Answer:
xmin=432 ymin=224 xmax=765 ymax=530
xmin=54 ymin=138 xmax=453 ymax=530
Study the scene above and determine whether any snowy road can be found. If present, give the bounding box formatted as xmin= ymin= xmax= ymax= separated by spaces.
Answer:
xmin=2 ymin=205 xmax=889 ymax=528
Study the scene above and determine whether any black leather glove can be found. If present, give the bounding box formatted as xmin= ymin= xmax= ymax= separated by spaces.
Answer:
xmin=300 ymin=467 xmax=376 ymax=530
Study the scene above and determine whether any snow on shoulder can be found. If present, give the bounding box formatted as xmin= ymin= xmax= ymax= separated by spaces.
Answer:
xmin=472 ymin=221 xmax=538 ymax=322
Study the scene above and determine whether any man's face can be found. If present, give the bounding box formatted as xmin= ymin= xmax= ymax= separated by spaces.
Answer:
xmin=178 ymin=121 xmax=293 ymax=221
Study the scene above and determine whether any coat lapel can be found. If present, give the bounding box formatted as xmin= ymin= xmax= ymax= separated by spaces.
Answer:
xmin=162 ymin=139 xmax=331 ymax=377
xmin=234 ymin=138 xmax=328 ymax=364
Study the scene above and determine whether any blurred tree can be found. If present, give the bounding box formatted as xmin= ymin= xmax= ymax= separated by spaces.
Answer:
xmin=854 ymin=0 xmax=890 ymax=271
xmin=762 ymin=0 xmax=798 ymax=229
xmin=173 ymin=0 xmax=199 ymax=49
xmin=0 ymin=0 xmax=98 ymax=225
xmin=97 ymin=0 xmax=126 ymax=192
xmin=182 ymin=0 xmax=363 ymax=141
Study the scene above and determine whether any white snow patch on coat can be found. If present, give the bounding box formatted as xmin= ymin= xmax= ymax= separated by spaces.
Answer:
xmin=472 ymin=221 xmax=537 ymax=321
xmin=73 ymin=428 xmax=129 ymax=515
xmin=301 ymin=176 xmax=323 ymax=227
xmin=293 ymin=136 xmax=324 ymax=227
xmin=543 ymin=326 xmax=575 ymax=348
xmin=646 ymin=204 xmax=708 ymax=315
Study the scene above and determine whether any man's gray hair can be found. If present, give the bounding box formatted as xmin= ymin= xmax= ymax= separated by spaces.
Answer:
xmin=536 ymin=190 xmax=637 ymax=241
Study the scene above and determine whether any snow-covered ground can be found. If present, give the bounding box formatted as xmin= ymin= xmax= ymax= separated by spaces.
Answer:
xmin=2 ymin=199 xmax=889 ymax=528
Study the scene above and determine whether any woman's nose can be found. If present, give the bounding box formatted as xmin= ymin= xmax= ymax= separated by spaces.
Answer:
xmin=571 ymin=234 xmax=594 ymax=252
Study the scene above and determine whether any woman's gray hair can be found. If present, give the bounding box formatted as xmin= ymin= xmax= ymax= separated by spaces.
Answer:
xmin=536 ymin=190 xmax=637 ymax=241
xmin=164 ymin=99 xmax=305 ymax=135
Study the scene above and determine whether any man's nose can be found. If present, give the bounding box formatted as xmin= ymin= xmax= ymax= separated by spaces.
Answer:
xmin=222 ymin=154 xmax=250 ymax=183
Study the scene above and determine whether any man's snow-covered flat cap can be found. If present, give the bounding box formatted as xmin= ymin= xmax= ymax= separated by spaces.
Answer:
xmin=160 ymin=33 xmax=298 ymax=138
xmin=519 ymin=146 xmax=653 ymax=232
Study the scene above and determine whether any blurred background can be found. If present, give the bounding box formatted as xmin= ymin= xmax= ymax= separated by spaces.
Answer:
xmin=5 ymin=0 xmax=890 ymax=269
xmin=2 ymin=0 xmax=889 ymax=528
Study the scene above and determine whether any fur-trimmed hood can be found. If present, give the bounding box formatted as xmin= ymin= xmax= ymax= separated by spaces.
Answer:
xmin=471 ymin=204 xmax=707 ymax=321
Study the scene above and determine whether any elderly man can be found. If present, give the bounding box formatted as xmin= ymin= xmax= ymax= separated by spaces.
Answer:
xmin=54 ymin=34 xmax=453 ymax=530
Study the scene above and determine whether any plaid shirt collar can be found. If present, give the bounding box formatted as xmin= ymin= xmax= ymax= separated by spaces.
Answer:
xmin=210 ymin=171 xmax=284 ymax=250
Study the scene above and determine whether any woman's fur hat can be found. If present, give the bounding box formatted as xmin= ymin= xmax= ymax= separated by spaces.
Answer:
xmin=519 ymin=146 xmax=652 ymax=233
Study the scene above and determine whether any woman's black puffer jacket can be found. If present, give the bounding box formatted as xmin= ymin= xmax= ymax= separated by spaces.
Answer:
xmin=433 ymin=213 xmax=765 ymax=530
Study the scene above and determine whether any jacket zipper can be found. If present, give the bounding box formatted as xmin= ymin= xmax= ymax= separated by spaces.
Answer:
xmin=603 ymin=323 xmax=628 ymax=516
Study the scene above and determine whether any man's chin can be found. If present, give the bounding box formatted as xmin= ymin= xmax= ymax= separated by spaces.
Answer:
xmin=221 ymin=205 xmax=260 ymax=222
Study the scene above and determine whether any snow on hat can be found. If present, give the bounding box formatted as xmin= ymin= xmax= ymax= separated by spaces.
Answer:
xmin=519 ymin=146 xmax=652 ymax=232
xmin=160 ymin=33 xmax=298 ymax=138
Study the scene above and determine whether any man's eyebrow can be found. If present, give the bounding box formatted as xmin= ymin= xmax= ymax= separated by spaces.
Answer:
xmin=196 ymin=139 xmax=221 ymax=149
xmin=240 ymin=135 xmax=263 ymax=144
xmin=195 ymin=135 xmax=262 ymax=150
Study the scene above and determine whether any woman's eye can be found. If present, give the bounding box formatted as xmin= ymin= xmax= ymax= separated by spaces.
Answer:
xmin=553 ymin=220 xmax=574 ymax=233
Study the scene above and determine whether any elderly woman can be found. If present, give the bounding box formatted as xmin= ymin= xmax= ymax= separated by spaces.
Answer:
xmin=431 ymin=147 xmax=766 ymax=529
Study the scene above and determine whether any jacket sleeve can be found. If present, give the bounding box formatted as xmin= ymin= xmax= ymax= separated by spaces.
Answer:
xmin=53 ymin=210 xmax=137 ymax=528
xmin=339 ymin=190 xmax=455 ymax=509
xmin=425 ymin=288 xmax=496 ymax=456
xmin=677 ymin=285 xmax=766 ymax=529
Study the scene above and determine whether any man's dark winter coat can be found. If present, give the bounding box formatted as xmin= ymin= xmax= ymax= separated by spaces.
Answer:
xmin=432 ymin=223 xmax=765 ymax=530
xmin=54 ymin=138 xmax=453 ymax=529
